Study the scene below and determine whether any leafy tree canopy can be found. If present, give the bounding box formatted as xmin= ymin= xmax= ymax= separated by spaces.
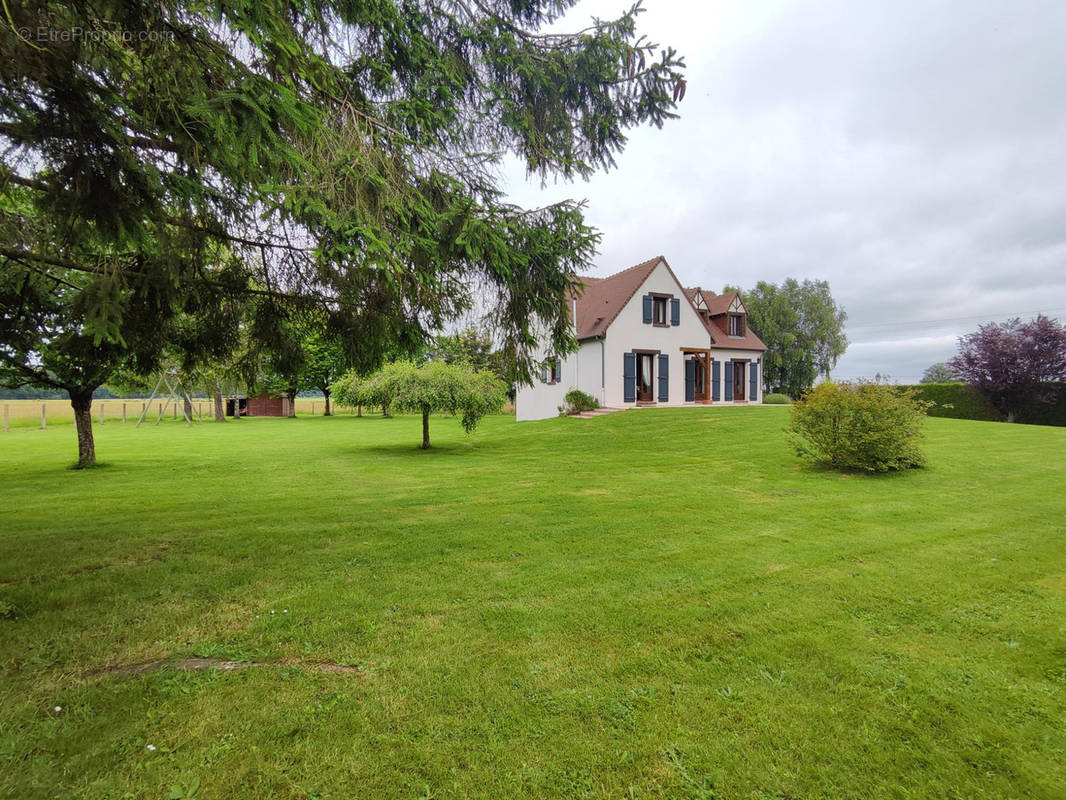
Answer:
xmin=950 ymin=316 xmax=1066 ymax=421
xmin=727 ymin=278 xmax=847 ymax=397
xmin=920 ymin=362 xmax=958 ymax=384
xmin=427 ymin=324 xmax=512 ymax=383
xmin=332 ymin=360 xmax=505 ymax=448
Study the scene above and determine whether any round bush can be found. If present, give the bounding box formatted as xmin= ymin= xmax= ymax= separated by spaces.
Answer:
xmin=786 ymin=381 xmax=930 ymax=472
xmin=763 ymin=393 xmax=791 ymax=405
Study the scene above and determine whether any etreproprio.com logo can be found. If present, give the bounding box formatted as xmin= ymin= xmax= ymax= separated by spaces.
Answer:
xmin=17 ymin=26 xmax=175 ymax=44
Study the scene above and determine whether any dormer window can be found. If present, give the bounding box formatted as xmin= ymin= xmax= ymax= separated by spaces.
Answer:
xmin=728 ymin=314 xmax=745 ymax=336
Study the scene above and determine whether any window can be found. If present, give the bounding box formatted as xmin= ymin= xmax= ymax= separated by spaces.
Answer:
xmin=541 ymin=357 xmax=562 ymax=384
xmin=728 ymin=314 xmax=745 ymax=336
xmin=653 ymin=296 xmax=668 ymax=326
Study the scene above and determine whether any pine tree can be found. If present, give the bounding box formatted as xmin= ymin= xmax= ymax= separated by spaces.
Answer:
xmin=1 ymin=1 xmax=685 ymax=465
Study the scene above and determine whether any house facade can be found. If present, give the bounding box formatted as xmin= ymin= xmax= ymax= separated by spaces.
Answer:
xmin=516 ymin=256 xmax=768 ymax=421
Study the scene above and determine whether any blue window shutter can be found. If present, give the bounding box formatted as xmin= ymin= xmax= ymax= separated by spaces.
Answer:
xmin=540 ymin=365 xmax=548 ymax=383
xmin=684 ymin=359 xmax=695 ymax=401
xmin=712 ymin=361 xmax=721 ymax=401
xmin=555 ymin=358 xmax=562 ymax=381
xmin=725 ymin=359 xmax=733 ymax=401
xmin=623 ymin=353 xmax=637 ymax=402
xmin=670 ymin=298 xmax=680 ymax=326
xmin=658 ymin=354 xmax=669 ymax=401
xmin=642 ymin=294 xmax=653 ymax=324
xmin=749 ymin=361 xmax=758 ymax=401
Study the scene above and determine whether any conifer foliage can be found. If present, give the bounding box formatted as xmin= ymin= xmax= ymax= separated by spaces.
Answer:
xmin=0 ymin=1 xmax=685 ymax=466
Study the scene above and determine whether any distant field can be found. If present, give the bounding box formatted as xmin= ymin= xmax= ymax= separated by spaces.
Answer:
xmin=0 ymin=397 xmax=353 ymax=428
xmin=1 ymin=409 xmax=1064 ymax=799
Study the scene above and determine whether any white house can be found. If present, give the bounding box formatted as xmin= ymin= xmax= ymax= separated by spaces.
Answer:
xmin=516 ymin=255 xmax=768 ymax=421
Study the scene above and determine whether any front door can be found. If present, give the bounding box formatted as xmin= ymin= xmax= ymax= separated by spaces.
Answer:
xmin=636 ymin=353 xmax=654 ymax=402
xmin=693 ymin=359 xmax=707 ymax=402
xmin=733 ymin=361 xmax=745 ymax=401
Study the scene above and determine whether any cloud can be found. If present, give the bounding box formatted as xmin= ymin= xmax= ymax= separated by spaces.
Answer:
xmin=501 ymin=0 xmax=1066 ymax=380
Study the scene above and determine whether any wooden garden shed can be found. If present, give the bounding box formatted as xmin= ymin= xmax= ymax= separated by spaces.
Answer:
xmin=226 ymin=394 xmax=291 ymax=417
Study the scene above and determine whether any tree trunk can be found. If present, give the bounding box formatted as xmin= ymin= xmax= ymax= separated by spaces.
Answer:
xmin=421 ymin=407 xmax=430 ymax=449
xmin=287 ymin=388 xmax=297 ymax=417
xmin=357 ymin=404 xmax=362 ymax=417
xmin=323 ymin=388 xmax=332 ymax=416
xmin=213 ymin=383 xmax=226 ymax=422
xmin=183 ymin=394 xmax=193 ymax=421
xmin=70 ymin=391 xmax=96 ymax=468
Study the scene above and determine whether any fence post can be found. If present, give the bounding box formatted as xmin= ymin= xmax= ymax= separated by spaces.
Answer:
xmin=122 ymin=403 xmax=127 ymax=424
xmin=173 ymin=404 xmax=177 ymax=420
xmin=41 ymin=403 xmax=46 ymax=429
xmin=311 ymin=402 xmax=315 ymax=416
xmin=158 ymin=402 xmax=163 ymax=418
xmin=99 ymin=402 xmax=104 ymax=424
xmin=2 ymin=404 xmax=7 ymax=432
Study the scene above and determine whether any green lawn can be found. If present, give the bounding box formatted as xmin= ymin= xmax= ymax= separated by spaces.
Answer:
xmin=1 ymin=408 xmax=1064 ymax=799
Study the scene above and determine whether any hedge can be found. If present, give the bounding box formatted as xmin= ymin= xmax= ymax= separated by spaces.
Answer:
xmin=1017 ymin=384 xmax=1066 ymax=427
xmin=900 ymin=383 xmax=1001 ymax=422
xmin=895 ymin=382 xmax=1066 ymax=426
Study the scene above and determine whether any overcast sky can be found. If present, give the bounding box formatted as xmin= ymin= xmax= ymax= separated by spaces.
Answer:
xmin=500 ymin=0 xmax=1066 ymax=382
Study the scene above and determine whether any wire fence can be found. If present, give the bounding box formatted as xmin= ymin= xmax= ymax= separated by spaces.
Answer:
xmin=0 ymin=398 xmax=361 ymax=431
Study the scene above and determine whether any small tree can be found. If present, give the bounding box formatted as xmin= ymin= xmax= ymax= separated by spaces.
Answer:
xmin=0 ymin=265 xmax=172 ymax=467
xmin=786 ymin=380 xmax=930 ymax=472
xmin=920 ymin=362 xmax=957 ymax=384
xmin=333 ymin=361 xmax=506 ymax=449
xmin=301 ymin=331 xmax=349 ymax=417
xmin=950 ymin=316 xmax=1066 ymax=421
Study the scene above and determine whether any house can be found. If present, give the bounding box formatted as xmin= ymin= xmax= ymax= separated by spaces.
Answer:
xmin=515 ymin=255 xmax=767 ymax=421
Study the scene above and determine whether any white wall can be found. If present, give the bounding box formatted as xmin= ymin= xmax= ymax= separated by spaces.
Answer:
xmin=601 ymin=260 xmax=713 ymax=408
xmin=515 ymin=339 xmax=604 ymax=421
xmin=710 ymin=348 xmax=764 ymax=404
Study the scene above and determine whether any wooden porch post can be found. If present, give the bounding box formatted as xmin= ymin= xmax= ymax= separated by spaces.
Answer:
xmin=704 ymin=352 xmax=712 ymax=404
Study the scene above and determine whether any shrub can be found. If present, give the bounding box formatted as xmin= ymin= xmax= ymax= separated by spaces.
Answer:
xmin=560 ymin=389 xmax=599 ymax=415
xmin=786 ymin=380 xmax=931 ymax=472
xmin=763 ymin=393 xmax=790 ymax=405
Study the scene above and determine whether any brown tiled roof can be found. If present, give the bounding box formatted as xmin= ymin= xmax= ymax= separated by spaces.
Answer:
xmin=708 ymin=316 xmax=767 ymax=350
xmin=574 ymin=256 xmax=663 ymax=339
xmin=684 ymin=286 xmax=715 ymax=306
xmin=573 ymin=259 xmax=766 ymax=352
xmin=680 ymin=288 xmax=767 ymax=351
xmin=701 ymin=291 xmax=766 ymax=350
xmin=703 ymin=291 xmax=738 ymax=316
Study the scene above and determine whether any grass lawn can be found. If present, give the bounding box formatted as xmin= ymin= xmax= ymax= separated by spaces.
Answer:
xmin=1 ymin=408 xmax=1064 ymax=799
